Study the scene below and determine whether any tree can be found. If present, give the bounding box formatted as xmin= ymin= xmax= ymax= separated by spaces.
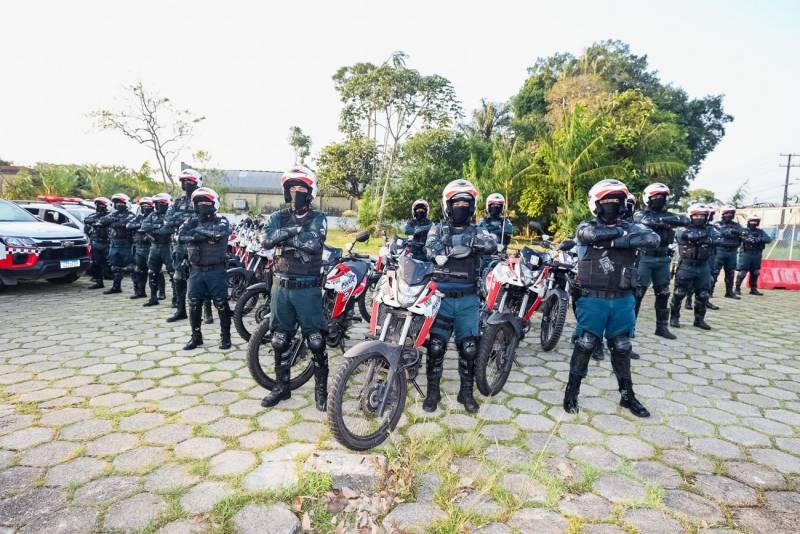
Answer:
xmin=728 ymin=179 xmax=750 ymax=208
xmin=91 ymin=82 xmax=205 ymax=190
xmin=465 ymin=99 xmax=511 ymax=141
xmin=333 ymin=51 xmax=462 ymax=226
xmin=316 ymin=136 xmax=379 ymax=199
xmin=288 ymin=126 xmax=312 ymax=164
xmin=679 ymin=188 xmax=718 ymax=210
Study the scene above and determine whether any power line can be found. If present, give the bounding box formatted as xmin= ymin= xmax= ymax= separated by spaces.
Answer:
xmin=779 ymin=154 xmax=800 ymax=226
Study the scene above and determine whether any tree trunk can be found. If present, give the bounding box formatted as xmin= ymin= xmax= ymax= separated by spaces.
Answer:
xmin=376 ymin=141 xmax=398 ymax=229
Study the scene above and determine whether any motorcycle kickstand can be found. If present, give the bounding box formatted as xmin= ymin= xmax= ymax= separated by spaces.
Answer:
xmin=410 ymin=377 xmax=424 ymax=396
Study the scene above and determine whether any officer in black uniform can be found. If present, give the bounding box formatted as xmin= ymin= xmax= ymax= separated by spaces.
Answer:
xmin=260 ymin=166 xmax=330 ymax=411
xmin=179 ymin=188 xmax=233 ymax=350
xmin=425 ymin=179 xmax=497 ymax=413
xmin=479 ymin=193 xmax=514 ymax=246
xmin=564 ymin=179 xmax=659 ymax=418
xmin=735 ymin=213 xmax=773 ymax=295
xmin=404 ymin=199 xmax=432 ymax=259
xmin=84 ymin=197 xmax=112 ymax=289
xmin=97 ymin=193 xmax=136 ymax=294
xmin=712 ymin=206 xmax=744 ymax=299
xmin=141 ymin=193 xmax=173 ymax=306
xmin=165 ymin=169 xmax=213 ymax=324
xmin=669 ymin=204 xmax=716 ymax=330
xmin=632 ymin=183 xmax=689 ymax=340
xmin=127 ymin=197 xmax=154 ymax=299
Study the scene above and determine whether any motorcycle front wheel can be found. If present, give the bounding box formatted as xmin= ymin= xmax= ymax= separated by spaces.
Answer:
xmin=233 ymin=286 xmax=270 ymax=341
xmin=476 ymin=322 xmax=520 ymax=396
xmin=328 ymin=351 xmax=407 ymax=451
xmin=247 ymin=319 xmax=314 ymax=391
xmin=539 ymin=292 xmax=568 ymax=351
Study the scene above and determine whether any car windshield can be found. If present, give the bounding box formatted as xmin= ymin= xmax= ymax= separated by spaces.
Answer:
xmin=64 ymin=206 xmax=93 ymax=222
xmin=0 ymin=201 xmax=38 ymax=222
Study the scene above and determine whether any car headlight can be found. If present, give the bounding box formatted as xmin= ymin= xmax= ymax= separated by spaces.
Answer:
xmin=2 ymin=236 xmax=36 ymax=247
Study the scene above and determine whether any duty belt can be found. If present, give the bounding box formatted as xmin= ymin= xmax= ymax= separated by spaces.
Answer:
xmin=719 ymin=245 xmax=738 ymax=251
xmin=440 ymin=287 xmax=477 ymax=298
xmin=277 ymin=278 xmax=320 ymax=289
xmin=580 ymin=289 xmax=632 ymax=299
xmin=193 ymin=263 xmax=225 ymax=272
xmin=642 ymin=249 xmax=670 ymax=257
xmin=680 ymin=258 xmax=707 ymax=267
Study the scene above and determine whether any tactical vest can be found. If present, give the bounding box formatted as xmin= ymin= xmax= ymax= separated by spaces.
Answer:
xmin=640 ymin=209 xmax=675 ymax=253
xmin=87 ymin=214 xmax=109 ymax=241
xmin=273 ymin=210 xmax=323 ymax=278
xmin=433 ymin=225 xmax=481 ymax=286
xmin=576 ymin=246 xmax=638 ymax=294
xmin=678 ymin=227 xmax=713 ymax=261
xmin=716 ymin=222 xmax=742 ymax=249
xmin=187 ymin=220 xmax=228 ymax=267
xmin=149 ymin=214 xmax=172 ymax=244
xmin=742 ymin=228 xmax=766 ymax=252
xmin=109 ymin=213 xmax=134 ymax=241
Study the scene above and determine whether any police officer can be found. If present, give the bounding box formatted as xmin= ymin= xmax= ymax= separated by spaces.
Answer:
xmin=260 ymin=166 xmax=330 ymax=411
xmin=179 ymin=188 xmax=233 ymax=350
xmin=404 ymin=199 xmax=432 ymax=259
xmin=127 ymin=197 xmax=154 ymax=299
xmin=141 ymin=193 xmax=173 ymax=306
xmin=669 ymin=204 xmax=715 ymax=330
xmin=425 ymin=179 xmax=497 ymax=413
xmin=480 ymin=193 xmax=514 ymax=246
xmin=564 ymin=179 xmax=659 ymax=418
xmin=84 ymin=197 xmax=112 ymax=289
xmin=97 ymin=193 xmax=136 ymax=294
xmin=632 ymin=183 xmax=689 ymax=340
xmin=165 ymin=169 xmax=213 ymax=324
xmin=711 ymin=206 xmax=744 ymax=299
xmin=735 ymin=213 xmax=772 ymax=296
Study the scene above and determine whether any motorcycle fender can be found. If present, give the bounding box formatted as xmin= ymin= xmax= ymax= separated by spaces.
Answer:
xmin=245 ymin=281 xmax=268 ymax=292
xmin=341 ymin=340 xmax=403 ymax=370
xmin=226 ymin=266 xmax=247 ymax=277
xmin=549 ymin=287 xmax=569 ymax=302
xmin=485 ymin=312 xmax=524 ymax=338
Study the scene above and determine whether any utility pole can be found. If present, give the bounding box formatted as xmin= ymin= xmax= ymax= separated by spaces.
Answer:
xmin=779 ymin=153 xmax=800 ymax=226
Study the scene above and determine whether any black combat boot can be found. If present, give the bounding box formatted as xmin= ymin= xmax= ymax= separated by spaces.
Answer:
xmin=669 ymin=295 xmax=682 ymax=328
xmin=706 ymin=290 xmax=720 ymax=310
xmin=88 ymin=273 xmax=104 ymax=290
xmin=684 ymin=293 xmax=693 ymax=310
xmin=724 ymin=272 xmax=740 ymax=299
xmin=261 ymin=352 xmax=291 ymax=408
xmin=143 ymin=273 xmax=159 ymax=307
xmin=734 ymin=272 xmax=745 ymax=295
xmin=313 ymin=356 xmax=329 ymax=412
xmin=619 ymin=381 xmax=650 ymax=418
xmin=204 ymin=300 xmax=214 ymax=324
xmin=749 ymin=274 xmax=764 ymax=295
xmin=456 ymin=358 xmax=479 ymax=413
xmin=422 ymin=357 xmax=443 ymax=413
xmin=563 ymin=373 xmax=583 ymax=414
xmin=654 ymin=305 xmax=676 ymax=340
xmin=130 ymin=273 xmax=146 ymax=299
xmin=167 ymin=280 xmax=187 ymax=322
xmin=183 ymin=301 xmax=204 ymax=350
xmin=170 ymin=276 xmax=178 ymax=307
xmin=629 ymin=348 xmax=641 ymax=360
xmin=157 ymin=273 xmax=166 ymax=300
xmin=216 ymin=300 xmax=232 ymax=349
xmin=693 ymin=298 xmax=711 ymax=330
xmin=103 ymin=272 xmax=123 ymax=294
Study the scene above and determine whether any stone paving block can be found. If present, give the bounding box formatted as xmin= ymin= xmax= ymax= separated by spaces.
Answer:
xmin=622 ymin=508 xmax=684 ymax=534
xmin=508 ymin=508 xmax=568 ymax=534
xmin=732 ymin=507 xmax=798 ymax=534
xmin=210 ymin=450 xmax=257 ymax=476
xmin=20 ymin=440 xmax=80 ymax=467
xmin=181 ymin=481 xmax=235 ymax=514
xmin=119 ymin=412 xmax=166 ymax=432
xmin=112 ymin=446 xmax=167 ymax=474
xmin=243 ymin=460 xmax=298 ymax=492
xmin=38 ymin=407 xmax=91 ymax=427
xmin=0 ymin=488 xmax=67 ymax=527
xmin=0 ymin=426 xmax=53 ymax=450
xmin=0 ymin=466 xmax=41 ymax=497
xmin=592 ymin=474 xmax=646 ymax=503
xmin=454 ymin=488 xmax=503 ymax=516
xmin=631 ymin=460 xmax=683 ymax=488
xmin=86 ymin=432 xmax=138 ymax=456
xmin=382 ymin=503 xmax=447 ymax=533
xmin=558 ymin=493 xmax=612 ymax=520
xmin=663 ymin=489 xmax=725 ymax=525
xmin=750 ymin=448 xmax=800 ymax=474
xmin=143 ymin=423 xmax=193 ymax=445
xmin=303 ymin=450 xmax=386 ymax=493
xmin=693 ymin=474 xmax=758 ymax=505
xmin=145 ymin=463 xmax=200 ymax=492
xmin=103 ymin=492 xmax=166 ymax=531
xmin=73 ymin=475 xmax=141 ymax=506
xmin=45 ymin=457 xmax=107 ymax=487
xmin=19 ymin=506 xmax=98 ymax=534
xmin=174 ymin=437 xmax=225 ymax=459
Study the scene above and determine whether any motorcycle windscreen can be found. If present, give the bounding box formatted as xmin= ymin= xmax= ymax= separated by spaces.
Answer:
xmin=520 ymin=247 xmax=546 ymax=270
xmin=397 ymin=255 xmax=433 ymax=286
xmin=322 ymin=245 xmax=342 ymax=267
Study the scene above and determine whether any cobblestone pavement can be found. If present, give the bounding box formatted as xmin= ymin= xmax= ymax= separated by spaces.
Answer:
xmin=1 ymin=279 xmax=799 ymax=533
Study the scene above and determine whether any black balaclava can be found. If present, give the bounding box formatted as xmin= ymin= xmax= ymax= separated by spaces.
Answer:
xmin=414 ymin=208 xmax=427 ymax=221
xmin=597 ymin=194 xmax=625 ymax=224
xmin=748 ymin=220 xmax=759 ymax=230
xmin=449 ymin=200 xmax=473 ymax=225
xmin=290 ymin=188 xmax=311 ymax=214
xmin=95 ymin=202 xmax=108 ymax=215
xmin=722 ymin=212 xmax=735 ymax=223
xmin=488 ymin=204 xmax=503 ymax=219
xmin=156 ymin=203 xmax=169 ymax=215
xmin=114 ymin=201 xmax=128 ymax=213
xmin=181 ymin=180 xmax=198 ymax=196
xmin=141 ymin=205 xmax=154 ymax=217
xmin=194 ymin=199 xmax=215 ymax=220
xmin=691 ymin=214 xmax=708 ymax=227
xmin=648 ymin=194 xmax=667 ymax=211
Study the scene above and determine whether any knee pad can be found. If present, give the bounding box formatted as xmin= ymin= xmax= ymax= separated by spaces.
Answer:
xmin=673 ymin=286 xmax=687 ymax=298
xmin=427 ymin=335 xmax=447 ymax=360
xmin=213 ymin=298 xmax=229 ymax=311
xmin=697 ymin=290 xmax=710 ymax=301
xmin=306 ymin=331 xmax=325 ymax=353
xmin=634 ymin=286 xmax=646 ymax=300
xmin=575 ymin=331 xmax=599 ymax=353
xmin=653 ymin=285 xmax=671 ymax=297
xmin=271 ymin=330 xmax=292 ymax=353
xmin=607 ymin=335 xmax=632 ymax=354
xmin=458 ymin=337 xmax=479 ymax=360
xmin=188 ymin=297 xmax=203 ymax=308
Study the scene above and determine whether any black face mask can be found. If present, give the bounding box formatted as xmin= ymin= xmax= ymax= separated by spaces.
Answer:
xmin=291 ymin=190 xmax=311 ymax=213
xmin=114 ymin=203 xmax=127 ymax=213
xmin=648 ymin=195 xmax=667 ymax=211
xmin=142 ymin=207 xmax=154 ymax=216
xmin=722 ymin=214 xmax=734 ymax=223
xmin=748 ymin=222 xmax=759 ymax=230
xmin=195 ymin=203 xmax=215 ymax=217
xmin=414 ymin=209 xmax=427 ymax=221
xmin=691 ymin=216 xmax=708 ymax=227
xmin=95 ymin=205 xmax=108 ymax=214
xmin=450 ymin=205 xmax=471 ymax=225
xmin=156 ymin=203 xmax=168 ymax=215
xmin=488 ymin=205 xmax=503 ymax=218
xmin=181 ymin=181 xmax=197 ymax=194
xmin=597 ymin=199 xmax=624 ymax=224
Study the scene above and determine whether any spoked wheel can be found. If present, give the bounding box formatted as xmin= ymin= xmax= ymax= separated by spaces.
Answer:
xmin=228 ymin=271 xmax=249 ymax=301
xmin=233 ymin=286 xmax=270 ymax=341
xmin=247 ymin=319 xmax=314 ymax=391
xmin=540 ymin=292 xmax=568 ymax=351
xmin=328 ymin=351 xmax=407 ymax=451
xmin=358 ymin=276 xmax=381 ymax=323
xmin=475 ymin=322 xmax=520 ymax=396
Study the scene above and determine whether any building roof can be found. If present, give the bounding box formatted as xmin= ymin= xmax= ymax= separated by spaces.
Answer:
xmin=209 ymin=169 xmax=284 ymax=194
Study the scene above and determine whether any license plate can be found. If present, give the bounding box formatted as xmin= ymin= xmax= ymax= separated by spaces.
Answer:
xmin=60 ymin=259 xmax=80 ymax=269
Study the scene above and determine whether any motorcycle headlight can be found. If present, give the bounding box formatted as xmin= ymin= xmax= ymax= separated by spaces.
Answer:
xmin=326 ymin=270 xmax=357 ymax=293
xmin=396 ymin=280 xmax=422 ymax=307
xmin=2 ymin=236 xmax=36 ymax=247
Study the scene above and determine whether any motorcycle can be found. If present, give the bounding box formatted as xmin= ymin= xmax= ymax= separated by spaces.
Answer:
xmin=227 ymin=225 xmax=268 ymax=301
xmin=246 ymin=231 xmax=371 ymax=392
xmin=476 ymin=225 xmax=576 ymax=395
xmin=327 ymin=244 xmax=477 ymax=451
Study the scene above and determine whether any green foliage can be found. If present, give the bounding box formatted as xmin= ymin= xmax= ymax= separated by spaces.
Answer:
xmin=288 ymin=126 xmax=312 ymax=164
xmin=316 ymin=135 xmax=379 ymax=199
xmin=679 ymin=188 xmax=718 ymax=210
xmin=1 ymin=162 xmax=162 ymax=200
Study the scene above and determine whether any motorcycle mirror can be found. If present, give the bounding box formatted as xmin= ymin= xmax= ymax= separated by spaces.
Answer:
xmin=497 ymin=244 xmax=505 ymax=252
xmin=528 ymin=221 xmax=543 ymax=232
xmin=435 ymin=255 xmax=448 ymax=266
xmin=345 ymin=242 xmax=354 ymax=252
xmin=355 ymin=230 xmax=370 ymax=243
xmin=541 ymin=234 xmax=551 ymax=242
xmin=559 ymin=239 xmax=576 ymax=251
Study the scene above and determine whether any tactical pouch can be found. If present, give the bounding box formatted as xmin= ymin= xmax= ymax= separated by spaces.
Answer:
xmin=188 ymin=246 xmax=201 ymax=265
xmin=619 ymin=266 xmax=638 ymax=290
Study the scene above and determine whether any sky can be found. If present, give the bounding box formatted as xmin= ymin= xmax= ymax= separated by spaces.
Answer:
xmin=2 ymin=0 xmax=799 ymax=204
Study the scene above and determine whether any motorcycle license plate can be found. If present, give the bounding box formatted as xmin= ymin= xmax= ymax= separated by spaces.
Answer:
xmin=60 ymin=259 xmax=80 ymax=269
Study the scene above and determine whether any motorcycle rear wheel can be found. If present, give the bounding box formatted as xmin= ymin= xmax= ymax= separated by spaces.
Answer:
xmin=476 ymin=322 xmax=520 ymax=396
xmin=247 ymin=319 xmax=314 ymax=391
xmin=539 ymin=292 xmax=568 ymax=351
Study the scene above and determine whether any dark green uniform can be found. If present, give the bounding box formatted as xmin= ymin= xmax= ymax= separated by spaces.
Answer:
xmin=127 ymin=211 xmax=152 ymax=298
xmin=736 ymin=226 xmax=772 ymax=295
xmin=141 ymin=210 xmax=173 ymax=305
xmin=84 ymin=208 xmax=111 ymax=288
xmin=670 ymin=223 xmax=716 ymax=329
xmin=712 ymin=218 xmax=743 ymax=298
xmin=97 ymin=208 xmax=136 ymax=294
